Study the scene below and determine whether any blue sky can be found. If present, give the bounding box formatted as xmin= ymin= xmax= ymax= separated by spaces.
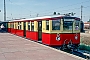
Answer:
xmin=0 ymin=0 xmax=90 ymax=22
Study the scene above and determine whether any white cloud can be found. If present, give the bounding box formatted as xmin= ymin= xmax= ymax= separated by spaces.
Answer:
xmin=7 ymin=2 xmax=26 ymax=6
xmin=13 ymin=2 xmax=25 ymax=5
xmin=34 ymin=3 xmax=47 ymax=6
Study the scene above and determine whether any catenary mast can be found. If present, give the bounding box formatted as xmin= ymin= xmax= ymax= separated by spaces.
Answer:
xmin=4 ymin=0 xmax=6 ymax=21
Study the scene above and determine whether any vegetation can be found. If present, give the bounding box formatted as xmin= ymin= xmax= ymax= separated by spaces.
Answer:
xmin=80 ymin=33 xmax=90 ymax=51
xmin=79 ymin=44 xmax=90 ymax=52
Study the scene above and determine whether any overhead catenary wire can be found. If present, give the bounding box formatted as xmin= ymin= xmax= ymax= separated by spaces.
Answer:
xmin=39 ymin=0 xmax=90 ymax=13
xmin=8 ymin=0 xmax=90 ymax=14
xmin=8 ymin=0 xmax=90 ymax=18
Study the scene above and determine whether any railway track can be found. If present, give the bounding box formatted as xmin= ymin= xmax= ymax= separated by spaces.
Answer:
xmin=52 ymin=46 xmax=90 ymax=59
xmin=38 ymin=40 xmax=90 ymax=59
xmin=38 ymin=41 xmax=90 ymax=59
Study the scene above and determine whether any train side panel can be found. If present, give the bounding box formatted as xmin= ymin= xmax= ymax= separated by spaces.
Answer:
xmin=11 ymin=28 xmax=16 ymax=34
xmin=42 ymin=33 xmax=51 ymax=45
xmin=42 ymin=33 xmax=80 ymax=46
xmin=15 ymin=22 xmax=24 ymax=37
xmin=8 ymin=28 xmax=11 ymax=32
xmin=26 ymin=21 xmax=38 ymax=41
xmin=16 ymin=29 xmax=24 ymax=37
xmin=26 ymin=31 xmax=38 ymax=41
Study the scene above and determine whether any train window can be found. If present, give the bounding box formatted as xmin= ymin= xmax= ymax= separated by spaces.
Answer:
xmin=11 ymin=23 xmax=14 ymax=28
xmin=38 ymin=21 xmax=42 ymax=31
xmin=63 ymin=19 xmax=73 ymax=31
xmin=13 ymin=23 xmax=14 ymax=28
xmin=75 ymin=21 xmax=80 ymax=30
xmin=31 ymin=22 xmax=34 ymax=31
xmin=18 ymin=22 xmax=19 ymax=29
xmin=52 ymin=20 xmax=60 ymax=30
xmin=15 ymin=23 xmax=17 ymax=29
xmin=11 ymin=23 xmax=12 ymax=28
xmin=46 ymin=20 xmax=49 ymax=30
xmin=10 ymin=23 xmax=11 ymax=28
xmin=20 ymin=22 xmax=22 ymax=30
xmin=28 ymin=22 xmax=30 ymax=30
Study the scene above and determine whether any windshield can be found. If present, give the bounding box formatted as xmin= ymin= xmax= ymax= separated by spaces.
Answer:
xmin=63 ymin=19 xmax=74 ymax=31
xmin=75 ymin=20 xmax=80 ymax=30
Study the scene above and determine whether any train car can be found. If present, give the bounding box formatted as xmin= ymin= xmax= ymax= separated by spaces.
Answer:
xmin=8 ymin=15 xmax=81 ymax=50
xmin=8 ymin=21 xmax=25 ymax=37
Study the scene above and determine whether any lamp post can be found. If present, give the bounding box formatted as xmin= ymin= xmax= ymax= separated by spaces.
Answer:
xmin=4 ymin=0 xmax=6 ymax=21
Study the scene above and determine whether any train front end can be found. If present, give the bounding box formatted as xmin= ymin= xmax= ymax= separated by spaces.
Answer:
xmin=42 ymin=16 xmax=80 ymax=50
xmin=60 ymin=17 xmax=80 ymax=50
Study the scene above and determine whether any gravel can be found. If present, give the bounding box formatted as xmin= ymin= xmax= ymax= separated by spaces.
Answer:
xmin=80 ymin=29 xmax=90 ymax=45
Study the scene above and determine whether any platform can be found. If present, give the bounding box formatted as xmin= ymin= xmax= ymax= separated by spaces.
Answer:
xmin=0 ymin=33 xmax=86 ymax=60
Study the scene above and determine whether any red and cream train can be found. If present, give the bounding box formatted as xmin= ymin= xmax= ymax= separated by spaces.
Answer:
xmin=8 ymin=15 xmax=80 ymax=49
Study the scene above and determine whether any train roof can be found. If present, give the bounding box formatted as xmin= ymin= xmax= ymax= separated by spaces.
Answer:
xmin=9 ymin=15 xmax=80 ymax=22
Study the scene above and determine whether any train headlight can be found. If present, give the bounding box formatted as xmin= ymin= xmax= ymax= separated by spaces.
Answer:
xmin=75 ymin=35 xmax=78 ymax=40
xmin=56 ymin=37 xmax=60 ymax=41
xmin=56 ymin=33 xmax=60 ymax=41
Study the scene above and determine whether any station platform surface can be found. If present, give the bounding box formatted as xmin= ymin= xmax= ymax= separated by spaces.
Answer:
xmin=0 ymin=33 xmax=86 ymax=60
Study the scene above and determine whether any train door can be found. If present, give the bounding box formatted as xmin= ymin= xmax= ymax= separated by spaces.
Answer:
xmin=38 ymin=21 xmax=42 ymax=41
xmin=24 ymin=22 xmax=26 ymax=37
